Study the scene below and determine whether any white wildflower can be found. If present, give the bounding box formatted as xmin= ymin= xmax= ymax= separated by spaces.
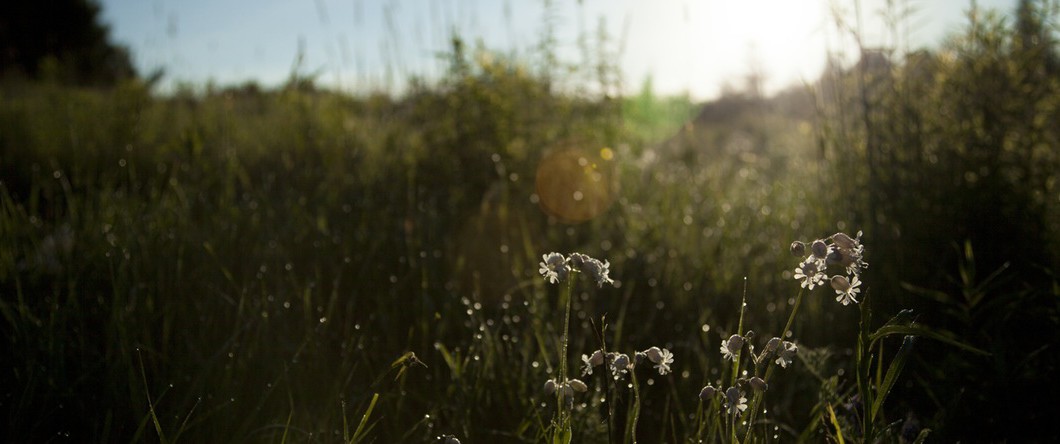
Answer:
xmin=831 ymin=275 xmax=862 ymax=306
xmin=793 ymin=257 xmax=826 ymax=290
xmin=724 ymin=387 xmax=748 ymax=416
xmin=644 ymin=347 xmax=674 ymax=375
xmin=609 ymin=353 xmax=631 ymax=381
xmin=538 ymin=252 xmax=569 ymax=284
xmin=776 ymin=341 xmax=798 ymax=368
xmin=581 ymin=350 xmax=604 ymax=376
xmin=720 ymin=334 xmax=745 ymax=361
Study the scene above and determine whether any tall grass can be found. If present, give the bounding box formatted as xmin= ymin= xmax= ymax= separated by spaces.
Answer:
xmin=1 ymin=1 xmax=1058 ymax=442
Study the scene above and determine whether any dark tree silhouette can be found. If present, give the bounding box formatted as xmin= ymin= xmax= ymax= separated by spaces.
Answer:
xmin=0 ymin=0 xmax=136 ymax=85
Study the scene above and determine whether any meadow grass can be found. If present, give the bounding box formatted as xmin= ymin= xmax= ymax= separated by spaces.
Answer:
xmin=2 ymin=3 xmax=1060 ymax=442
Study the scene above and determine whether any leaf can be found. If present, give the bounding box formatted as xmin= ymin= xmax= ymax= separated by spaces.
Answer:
xmin=826 ymin=403 xmax=845 ymax=444
xmin=913 ymin=428 xmax=932 ymax=444
xmin=870 ymin=324 xmax=989 ymax=356
xmin=350 ymin=393 xmax=379 ymax=444
xmin=552 ymin=423 xmax=572 ymax=444
xmin=871 ymin=336 xmax=915 ymax=421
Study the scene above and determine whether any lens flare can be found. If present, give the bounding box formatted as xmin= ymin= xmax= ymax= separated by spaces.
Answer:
xmin=534 ymin=146 xmax=617 ymax=223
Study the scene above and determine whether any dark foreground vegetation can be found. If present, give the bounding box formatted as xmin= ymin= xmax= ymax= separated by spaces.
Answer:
xmin=1 ymin=1 xmax=1059 ymax=442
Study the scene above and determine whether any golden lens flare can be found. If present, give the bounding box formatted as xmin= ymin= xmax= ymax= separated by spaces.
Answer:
xmin=535 ymin=146 xmax=618 ymax=223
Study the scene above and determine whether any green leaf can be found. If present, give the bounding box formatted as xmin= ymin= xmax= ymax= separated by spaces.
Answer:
xmin=871 ymin=336 xmax=915 ymax=421
xmin=913 ymin=427 xmax=932 ymax=444
xmin=552 ymin=424 xmax=572 ymax=444
xmin=826 ymin=403 xmax=846 ymax=444
xmin=350 ymin=393 xmax=379 ymax=444
xmin=870 ymin=324 xmax=989 ymax=356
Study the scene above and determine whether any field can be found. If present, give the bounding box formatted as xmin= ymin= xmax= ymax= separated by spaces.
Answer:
xmin=2 ymin=3 xmax=1060 ymax=443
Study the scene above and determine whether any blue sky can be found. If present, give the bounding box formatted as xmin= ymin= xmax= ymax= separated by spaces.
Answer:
xmin=98 ymin=0 xmax=1018 ymax=99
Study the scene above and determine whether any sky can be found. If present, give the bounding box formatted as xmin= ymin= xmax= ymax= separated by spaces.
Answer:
xmin=97 ymin=0 xmax=1019 ymax=100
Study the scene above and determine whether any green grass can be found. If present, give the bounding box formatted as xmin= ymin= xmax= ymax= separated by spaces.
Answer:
xmin=2 ymin=3 xmax=1060 ymax=441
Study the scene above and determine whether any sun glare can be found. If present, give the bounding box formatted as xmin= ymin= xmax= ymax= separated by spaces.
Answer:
xmin=620 ymin=1 xmax=829 ymax=98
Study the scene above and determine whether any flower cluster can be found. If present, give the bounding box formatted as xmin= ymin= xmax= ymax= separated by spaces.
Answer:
xmin=538 ymin=252 xmax=614 ymax=287
xmin=543 ymin=377 xmax=589 ymax=403
xmin=748 ymin=336 xmax=798 ymax=368
xmin=698 ymin=385 xmax=749 ymax=416
xmin=790 ymin=231 xmax=868 ymax=305
xmin=580 ymin=346 xmax=675 ymax=380
xmin=698 ymin=375 xmax=769 ymax=417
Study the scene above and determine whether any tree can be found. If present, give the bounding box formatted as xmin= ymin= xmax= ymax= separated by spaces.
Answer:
xmin=0 ymin=0 xmax=136 ymax=85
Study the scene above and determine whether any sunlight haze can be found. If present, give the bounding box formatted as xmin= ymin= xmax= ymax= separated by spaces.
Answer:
xmin=99 ymin=0 xmax=1017 ymax=99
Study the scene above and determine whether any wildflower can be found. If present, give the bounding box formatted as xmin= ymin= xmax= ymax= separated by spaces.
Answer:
xmin=581 ymin=350 xmax=604 ymax=376
xmin=831 ymin=275 xmax=862 ymax=306
xmin=561 ymin=382 xmax=574 ymax=400
xmin=543 ymin=379 xmax=557 ymax=395
xmin=790 ymin=241 xmax=806 ymax=257
xmin=699 ymin=385 xmax=718 ymax=401
xmin=811 ymin=239 xmax=829 ymax=260
xmin=644 ymin=347 xmax=674 ymax=375
xmin=724 ymin=387 xmax=748 ymax=416
xmin=764 ymin=337 xmax=781 ymax=353
xmin=568 ymin=252 xmax=590 ymax=267
xmin=538 ymin=252 xmax=569 ymax=284
xmin=720 ymin=334 xmax=744 ymax=361
xmin=609 ymin=353 xmax=631 ymax=380
xmin=831 ymin=231 xmax=868 ymax=276
xmin=567 ymin=379 xmax=588 ymax=393
xmin=748 ymin=376 xmax=768 ymax=392
xmin=578 ymin=256 xmax=614 ymax=287
xmin=793 ymin=257 xmax=825 ymax=290
xmin=776 ymin=341 xmax=798 ymax=368
xmin=831 ymin=232 xmax=858 ymax=251
xmin=542 ymin=379 xmax=559 ymax=396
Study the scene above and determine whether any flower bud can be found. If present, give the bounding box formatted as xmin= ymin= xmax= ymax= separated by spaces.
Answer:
xmin=830 ymin=275 xmax=851 ymax=292
xmin=811 ymin=239 xmax=829 ymax=259
xmin=644 ymin=346 xmax=663 ymax=364
xmin=764 ymin=337 xmax=781 ymax=353
xmin=588 ymin=349 xmax=605 ymax=366
xmin=543 ymin=379 xmax=557 ymax=395
xmin=790 ymin=241 xmax=806 ymax=257
xmin=832 ymin=232 xmax=857 ymax=250
xmin=568 ymin=379 xmax=588 ymax=392
xmin=726 ymin=334 xmax=745 ymax=352
xmin=699 ymin=385 xmax=717 ymax=401
xmin=749 ymin=376 xmax=768 ymax=392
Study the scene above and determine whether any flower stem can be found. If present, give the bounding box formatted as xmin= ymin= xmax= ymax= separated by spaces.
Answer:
xmin=742 ymin=287 xmax=805 ymax=444
xmin=555 ymin=275 xmax=575 ymax=429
